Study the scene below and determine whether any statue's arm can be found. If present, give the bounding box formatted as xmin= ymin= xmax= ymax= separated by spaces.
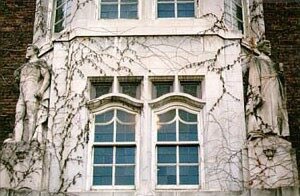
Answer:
xmin=35 ymin=61 xmax=50 ymax=100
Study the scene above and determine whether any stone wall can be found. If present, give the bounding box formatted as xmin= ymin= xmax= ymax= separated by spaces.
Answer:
xmin=0 ymin=0 xmax=36 ymax=146
xmin=263 ymin=1 xmax=300 ymax=175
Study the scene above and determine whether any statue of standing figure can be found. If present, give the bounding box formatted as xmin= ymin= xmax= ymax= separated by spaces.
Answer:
xmin=13 ymin=44 xmax=50 ymax=142
xmin=246 ymin=40 xmax=289 ymax=138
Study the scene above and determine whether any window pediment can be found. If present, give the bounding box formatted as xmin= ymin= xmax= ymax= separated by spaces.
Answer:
xmin=87 ymin=93 xmax=143 ymax=112
xmin=148 ymin=92 xmax=205 ymax=109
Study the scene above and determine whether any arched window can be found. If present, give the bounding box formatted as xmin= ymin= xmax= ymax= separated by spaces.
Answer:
xmin=92 ymin=108 xmax=137 ymax=187
xmin=155 ymin=107 xmax=201 ymax=187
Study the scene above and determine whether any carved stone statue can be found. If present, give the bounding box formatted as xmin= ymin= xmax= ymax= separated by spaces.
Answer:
xmin=246 ymin=40 xmax=289 ymax=138
xmin=13 ymin=44 xmax=50 ymax=142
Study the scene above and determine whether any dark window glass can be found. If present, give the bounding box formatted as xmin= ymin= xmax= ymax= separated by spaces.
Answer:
xmin=157 ymin=166 xmax=176 ymax=185
xmin=179 ymin=123 xmax=198 ymax=141
xmin=179 ymin=166 xmax=199 ymax=184
xmin=180 ymin=81 xmax=200 ymax=97
xmin=115 ymin=166 xmax=135 ymax=185
xmin=179 ymin=109 xmax=197 ymax=122
xmin=100 ymin=0 xmax=137 ymax=19
xmin=93 ymin=166 xmax=112 ymax=185
xmin=116 ymin=123 xmax=135 ymax=141
xmin=120 ymin=82 xmax=139 ymax=98
xmin=158 ymin=3 xmax=175 ymax=18
xmin=153 ymin=82 xmax=173 ymax=98
xmin=95 ymin=82 xmax=112 ymax=97
xmin=94 ymin=147 xmax=113 ymax=164
xmin=101 ymin=4 xmax=118 ymax=19
xmin=177 ymin=2 xmax=194 ymax=17
xmin=157 ymin=123 xmax=176 ymax=141
xmin=179 ymin=146 xmax=198 ymax=163
xmin=95 ymin=123 xmax=114 ymax=142
xmin=95 ymin=110 xmax=114 ymax=123
xmin=116 ymin=147 xmax=135 ymax=164
xmin=157 ymin=146 xmax=176 ymax=163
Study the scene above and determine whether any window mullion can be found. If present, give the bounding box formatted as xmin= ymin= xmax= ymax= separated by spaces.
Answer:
xmin=112 ymin=146 xmax=116 ymax=186
xmin=175 ymin=0 xmax=177 ymax=18
xmin=176 ymin=145 xmax=179 ymax=185
xmin=118 ymin=0 xmax=121 ymax=19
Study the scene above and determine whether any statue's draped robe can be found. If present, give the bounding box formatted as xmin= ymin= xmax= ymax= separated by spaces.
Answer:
xmin=247 ymin=53 xmax=289 ymax=137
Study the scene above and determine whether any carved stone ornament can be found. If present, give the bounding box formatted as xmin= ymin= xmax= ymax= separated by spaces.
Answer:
xmin=246 ymin=40 xmax=289 ymax=138
xmin=11 ymin=44 xmax=51 ymax=143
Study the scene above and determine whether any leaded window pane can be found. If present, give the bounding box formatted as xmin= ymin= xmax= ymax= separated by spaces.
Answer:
xmin=120 ymin=82 xmax=138 ymax=98
xmin=158 ymin=123 xmax=176 ymax=141
xmin=158 ymin=109 xmax=176 ymax=123
xmin=94 ymin=147 xmax=113 ymax=164
xmin=95 ymin=110 xmax=114 ymax=123
xmin=158 ymin=3 xmax=175 ymax=18
xmin=93 ymin=166 xmax=112 ymax=185
xmin=179 ymin=109 xmax=197 ymax=122
xmin=115 ymin=166 xmax=135 ymax=185
xmin=158 ymin=166 xmax=176 ymax=185
xmin=153 ymin=82 xmax=173 ymax=98
xmin=101 ymin=4 xmax=118 ymax=19
xmin=120 ymin=4 xmax=138 ymax=19
xmin=95 ymin=123 xmax=114 ymax=142
xmin=158 ymin=146 xmax=176 ymax=163
xmin=179 ymin=123 xmax=197 ymax=141
xmin=177 ymin=3 xmax=194 ymax=17
xmin=179 ymin=146 xmax=198 ymax=163
xmin=179 ymin=166 xmax=199 ymax=184
xmin=116 ymin=147 xmax=135 ymax=164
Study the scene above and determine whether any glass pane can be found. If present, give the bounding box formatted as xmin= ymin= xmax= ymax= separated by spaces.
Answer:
xmin=121 ymin=0 xmax=137 ymax=2
xmin=94 ymin=147 xmax=113 ymax=164
xmin=120 ymin=4 xmax=138 ymax=19
xmin=179 ymin=166 xmax=199 ymax=185
xmin=177 ymin=3 xmax=194 ymax=17
xmin=157 ymin=123 xmax=176 ymax=141
xmin=236 ymin=5 xmax=243 ymax=20
xmin=117 ymin=110 xmax=135 ymax=123
xmin=93 ymin=166 xmax=112 ymax=185
xmin=54 ymin=20 xmax=64 ymax=33
xmin=95 ymin=123 xmax=113 ymax=142
xmin=157 ymin=166 xmax=176 ymax=185
xmin=179 ymin=146 xmax=198 ymax=163
xmin=95 ymin=83 xmax=112 ymax=97
xmin=115 ymin=166 xmax=135 ymax=185
xmin=179 ymin=122 xmax=197 ymax=141
xmin=116 ymin=123 xmax=135 ymax=142
xmin=116 ymin=147 xmax=135 ymax=164
xmin=95 ymin=110 xmax=114 ymax=123
xmin=181 ymin=82 xmax=199 ymax=97
xmin=179 ymin=110 xmax=197 ymax=122
xmin=153 ymin=82 xmax=173 ymax=98
xmin=157 ymin=146 xmax=176 ymax=163
xmin=101 ymin=4 xmax=118 ymax=19
xmin=158 ymin=109 xmax=176 ymax=123
xmin=102 ymin=0 xmax=118 ymax=2
xmin=158 ymin=3 xmax=175 ymax=18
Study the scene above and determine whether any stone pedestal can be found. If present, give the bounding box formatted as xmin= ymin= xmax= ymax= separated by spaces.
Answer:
xmin=0 ymin=141 xmax=45 ymax=190
xmin=247 ymin=135 xmax=298 ymax=189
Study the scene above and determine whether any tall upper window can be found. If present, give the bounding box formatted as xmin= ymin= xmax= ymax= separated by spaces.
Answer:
xmin=157 ymin=0 xmax=195 ymax=18
xmin=93 ymin=109 xmax=137 ymax=186
xmin=54 ymin=0 xmax=72 ymax=33
xmin=156 ymin=108 xmax=200 ymax=186
xmin=99 ymin=0 xmax=138 ymax=19
xmin=224 ymin=0 xmax=244 ymax=32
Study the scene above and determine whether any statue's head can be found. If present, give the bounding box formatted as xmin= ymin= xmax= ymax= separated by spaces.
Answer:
xmin=257 ymin=40 xmax=271 ymax=56
xmin=26 ymin=44 xmax=39 ymax=59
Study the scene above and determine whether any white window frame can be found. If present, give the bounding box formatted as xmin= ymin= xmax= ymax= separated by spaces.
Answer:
xmin=88 ymin=105 xmax=140 ymax=190
xmin=156 ymin=0 xmax=196 ymax=18
xmin=53 ymin=0 xmax=72 ymax=33
xmin=99 ymin=0 xmax=138 ymax=19
xmin=151 ymin=104 xmax=204 ymax=189
xmin=224 ymin=0 xmax=244 ymax=32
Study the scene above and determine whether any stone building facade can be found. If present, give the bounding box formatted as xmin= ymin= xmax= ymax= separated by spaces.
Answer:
xmin=0 ymin=0 xmax=299 ymax=195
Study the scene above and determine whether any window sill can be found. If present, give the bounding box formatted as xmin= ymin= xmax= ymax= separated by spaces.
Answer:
xmin=156 ymin=185 xmax=201 ymax=190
